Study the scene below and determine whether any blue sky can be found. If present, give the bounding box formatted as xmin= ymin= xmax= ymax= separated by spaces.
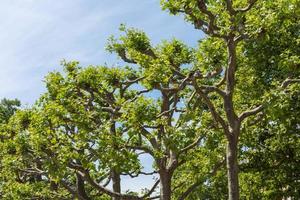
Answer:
xmin=0 ymin=0 xmax=201 ymax=105
xmin=0 ymin=0 xmax=202 ymax=193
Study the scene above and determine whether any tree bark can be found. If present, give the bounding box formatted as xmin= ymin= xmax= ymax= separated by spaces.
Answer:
xmin=76 ymin=173 xmax=90 ymax=200
xmin=226 ymin=134 xmax=239 ymax=200
xmin=110 ymin=121 xmax=121 ymax=200
xmin=159 ymin=170 xmax=172 ymax=200
xmin=224 ymin=34 xmax=240 ymax=200
xmin=112 ymin=170 xmax=121 ymax=200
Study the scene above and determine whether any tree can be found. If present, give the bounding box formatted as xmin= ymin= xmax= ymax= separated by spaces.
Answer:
xmin=0 ymin=64 xmax=145 ymax=200
xmin=1 ymin=0 xmax=299 ymax=200
xmin=106 ymin=27 xmax=203 ymax=200
xmin=0 ymin=57 xmax=208 ymax=200
xmin=161 ymin=0 xmax=300 ymax=199
xmin=0 ymin=98 xmax=20 ymax=124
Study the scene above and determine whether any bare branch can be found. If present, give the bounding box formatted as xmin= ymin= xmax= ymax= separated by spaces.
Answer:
xmin=196 ymin=0 xmax=218 ymax=29
xmin=171 ymin=68 xmax=186 ymax=78
xmin=281 ymin=78 xmax=300 ymax=88
xmin=18 ymin=168 xmax=46 ymax=176
xmin=122 ymin=170 xmax=158 ymax=178
xmin=239 ymin=105 xmax=264 ymax=122
xmin=179 ymin=135 xmax=204 ymax=155
xmin=124 ymin=89 xmax=151 ymax=104
xmin=159 ymin=74 xmax=191 ymax=93
xmin=181 ymin=1 xmax=226 ymax=38
xmin=141 ymin=179 xmax=160 ymax=199
xmin=143 ymin=125 xmax=160 ymax=129
xmin=101 ymin=174 xmax=112 ymax=187
xmin=122 ymin=76 xmax=146 ymax=92
xmin=138 ymin=123 xmax=159 ymax=150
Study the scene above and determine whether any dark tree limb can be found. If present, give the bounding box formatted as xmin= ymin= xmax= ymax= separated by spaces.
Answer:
xmin=61 ymin=180 xmax=88 ymax=200
xmin=237 ymin=0 xmax=258 ymax=12
xmin=192 ymin=77 xmax=228 ymax=133
xmin=141 ymin=179 xmax=160 ymax=199
xmin=201 ymin=85 xmax=226 ymax=97
xmin=239 ymin=105 xmax=264 ymax=122
xmin=178 ymin=135 xmax=204 ymax=155
xmin=281 ymin=78 xmax=300 ymax=88
xmin=117 ymin=48 xmax=137 ymax=64
xmin=225 ymin=0 xmax=237 ymax=15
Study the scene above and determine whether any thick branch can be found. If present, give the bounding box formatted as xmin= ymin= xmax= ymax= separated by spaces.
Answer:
xmin=225 ymin=0 xmax=237 ymax=15
xmin=138 ymin=123 xmax=159 ymax=150
xmin=121 ymin=76 xmax=146 ymax=93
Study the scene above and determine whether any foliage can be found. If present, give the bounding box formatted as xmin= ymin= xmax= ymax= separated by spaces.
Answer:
xmin=1 ymin=0 xmax=300 ymax=200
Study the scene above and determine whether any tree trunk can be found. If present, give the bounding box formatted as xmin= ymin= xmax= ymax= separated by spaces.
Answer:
xmin=112 ymin=170 xmax=121 ymax=200
xmin=159 ymin=170 xmax=172 ymax=200
xmin=76 ymin=173 xmax=90 ymax=200
xmin=226 ymin=135 xmax=239 ymax=200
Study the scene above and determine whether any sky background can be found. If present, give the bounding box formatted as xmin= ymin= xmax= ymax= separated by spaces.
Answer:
xmin=0 ymin=0 xmax=202 ymax=193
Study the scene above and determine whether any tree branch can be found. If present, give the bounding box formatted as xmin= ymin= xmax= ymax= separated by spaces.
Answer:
xmin=61 ymin=180 xmax=88 ymax=200
xmin=200 ymin=85 xmax=226 ymax=97
xmin=141 ymin=179 xmax=160 ymax=199
xmin=117 ymin=48 xmax=137 ymax=64
xmin=178 ymin=158 xmax=225 ymax=200
xmin=125 ymin=145 xmax=155 ymax=157
xmin=239 ymin=105 xmax=264 ymax=122
xmin=225 ymin=0 xmax=237 ymax=15
xmin=237 ymin=0 xmax=258 ymax=12
xmin=69 ymin=163 xmax=142 ymax=200
xmin=192 ymin=77 xmax=228 ymax=132
xmin=281 ymin=78 xmax=300 ymax=88
xmin=179 ymin=135 xmax=204 ymax=155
